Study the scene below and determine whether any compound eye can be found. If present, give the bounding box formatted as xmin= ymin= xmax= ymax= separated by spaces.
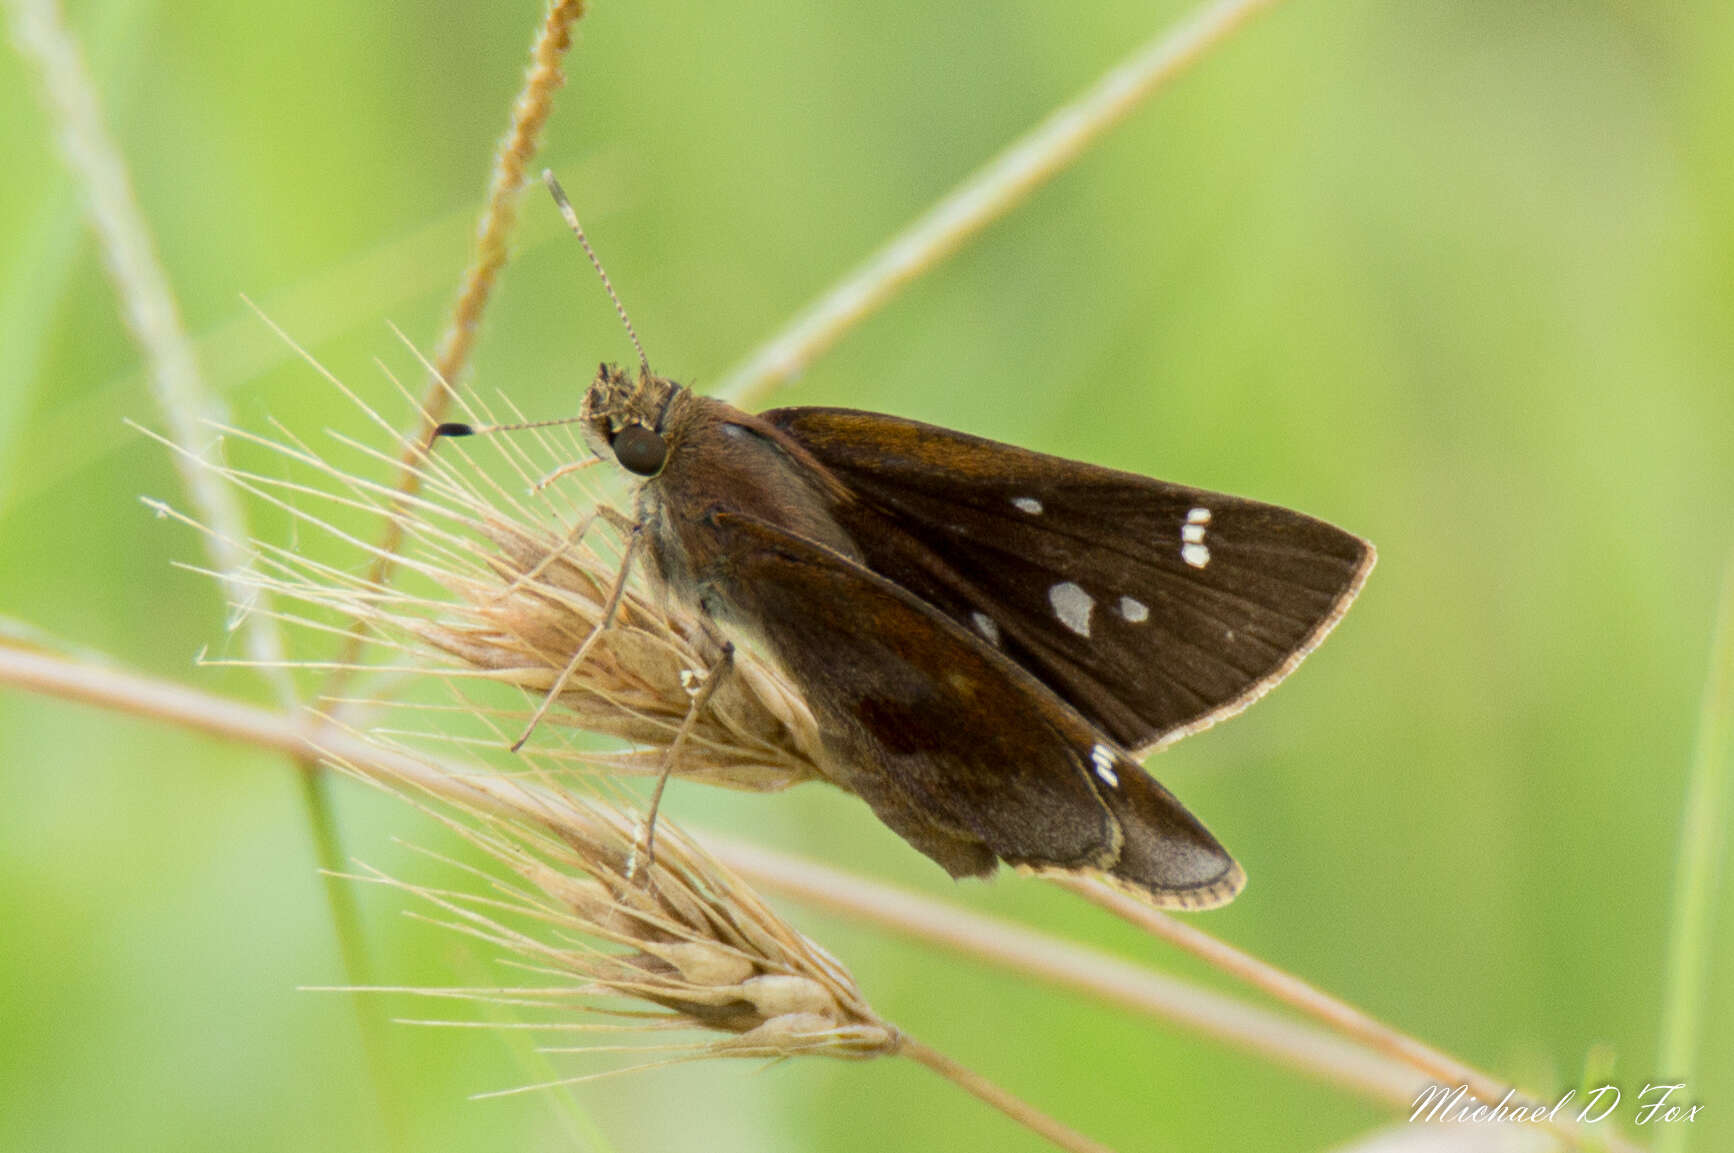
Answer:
xmin=612 ymin=423 xmax=668 ymax=476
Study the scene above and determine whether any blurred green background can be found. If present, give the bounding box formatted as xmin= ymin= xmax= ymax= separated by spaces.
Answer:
xmin=2 ymin=0 xmax=1730 ymax=1150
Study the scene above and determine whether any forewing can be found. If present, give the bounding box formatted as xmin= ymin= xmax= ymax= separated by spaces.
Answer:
xmin=764 ymin=407 xmax=1374 ymax=755
xmin=703 ymin=511 xmax=1242 ymax=907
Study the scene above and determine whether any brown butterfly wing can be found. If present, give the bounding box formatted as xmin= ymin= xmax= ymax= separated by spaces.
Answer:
xmin=763 ymin=407 xmax=1374 ymax=756
xmin=701 ymin=511 xmax=1242 ymax=907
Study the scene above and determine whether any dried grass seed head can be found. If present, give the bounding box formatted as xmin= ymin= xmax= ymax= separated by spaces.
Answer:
xmin=163 ymin=348 xmax=825 ymax=793
xmin=363 ymin=764 xmax=897 ymax=1064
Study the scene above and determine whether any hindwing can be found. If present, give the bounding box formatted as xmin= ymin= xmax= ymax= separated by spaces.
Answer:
xmin=701 ymin=510 xmax=1244 ymax=908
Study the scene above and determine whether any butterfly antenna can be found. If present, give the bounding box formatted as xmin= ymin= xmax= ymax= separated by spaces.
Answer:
xmin=543 ymin=170 xmax=651 ymax=378
xmin=432 ymin=415 xmax=595 ymax=439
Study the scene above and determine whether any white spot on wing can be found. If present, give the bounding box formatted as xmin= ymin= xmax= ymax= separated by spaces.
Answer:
xmin=1179 ymin=508 xmax=1211 ymax=568
xmin=1012 ymin=496 xmax=1044 ymax=515
xmin=971 ymin=612 xmax=1000 ymax=646
xmin=1090 ymin=744 xmax=1119 ymax=787
xmin=1118 ymin=596 xmax=1149 ymax=623
xmin=1048 ymin=582 xmax=1094 ymax=637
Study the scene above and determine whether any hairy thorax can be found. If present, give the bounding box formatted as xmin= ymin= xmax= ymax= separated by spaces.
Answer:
xmin=637 ymin=393 xmax=860 ymax=619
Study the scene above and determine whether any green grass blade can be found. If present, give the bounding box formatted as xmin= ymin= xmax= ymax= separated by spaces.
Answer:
xmin=1654 ymin=548 xmax=1734 ymax=1153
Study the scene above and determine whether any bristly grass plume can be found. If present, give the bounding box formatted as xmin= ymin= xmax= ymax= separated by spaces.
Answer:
xmin=330 ymin=757 xmax=898 ymax=1091
xmin=149 ymin=331 xmax=826 ymax=795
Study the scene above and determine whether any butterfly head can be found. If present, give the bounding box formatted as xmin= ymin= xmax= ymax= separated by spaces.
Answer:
xmin=581 ymin=362 xmax=686 ymax=478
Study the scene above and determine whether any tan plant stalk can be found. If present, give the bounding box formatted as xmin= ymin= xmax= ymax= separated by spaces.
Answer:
xmin=711 ymin=0 xmax=1286 ymax=408
xmin=0 ymin=641 xmax=1596 ymax=1140
xmin=428 ymin=0 xmax=589 ymax=411
xmin=322 ymin=0 xmax=589 ymax=702
xmin=894 ymin=1037 xmax=1115 ymax=1153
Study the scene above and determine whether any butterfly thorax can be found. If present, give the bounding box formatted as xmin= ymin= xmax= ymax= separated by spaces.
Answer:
xmin=585 ymin=364 xmax=859 ymax=620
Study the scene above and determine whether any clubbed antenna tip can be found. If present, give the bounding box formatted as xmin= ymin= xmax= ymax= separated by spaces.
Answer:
xmin=543 ymin=170 xmax=651 ymax=378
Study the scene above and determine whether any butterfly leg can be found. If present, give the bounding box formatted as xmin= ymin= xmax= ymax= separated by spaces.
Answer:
xmin=509 ymin=520 xmax=643 ymax=753
xmin=494 ymin=509 xmax=599 ymax=603
xmin=492 ymin=502 xmax=635 ymax=605
xmin=529 ymin=455 xmax=603 ymax=494
xmin=628 ymin=641 xmax=735 ymax=879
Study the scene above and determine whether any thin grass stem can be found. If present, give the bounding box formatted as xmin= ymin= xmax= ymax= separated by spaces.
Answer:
xmin=296 ymin=768 xmax=411 ymax=1147
xmin=897 ymin=1034 xmax=1118 ymax=1153
xmin=4 ymin=0 xmax=290 ymax=699
xmin=711 ymin=0 xmax=1285 ymax=408
xmin=692 ymin=835 xmax=1423 ymax=1106
xmin=319 ymin=0 xmax=589 ymax=705
xmin=1054 ymin=877 xmax=1646 ymax=1153
xmin=1 ymin=4 xmax=406 ymax=1142
xmin=1654 ymin=549 xmax=1734 ymax=1153
xmin=470 ymin=987 xmax=622 ymax=1153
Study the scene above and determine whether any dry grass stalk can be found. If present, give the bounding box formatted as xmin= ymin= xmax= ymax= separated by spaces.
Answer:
xmin=7 ymin=4 xmax=396 ymax=1135
xmin=426 ymin=0 xmax=589 ymax=408
xmin=6 ymin=0 xmax=290 ymax=699
xmin=322 ymin=0 xmax=590 ymax=703
xmin=712 ymin=0 xmax=1287 ymax=407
